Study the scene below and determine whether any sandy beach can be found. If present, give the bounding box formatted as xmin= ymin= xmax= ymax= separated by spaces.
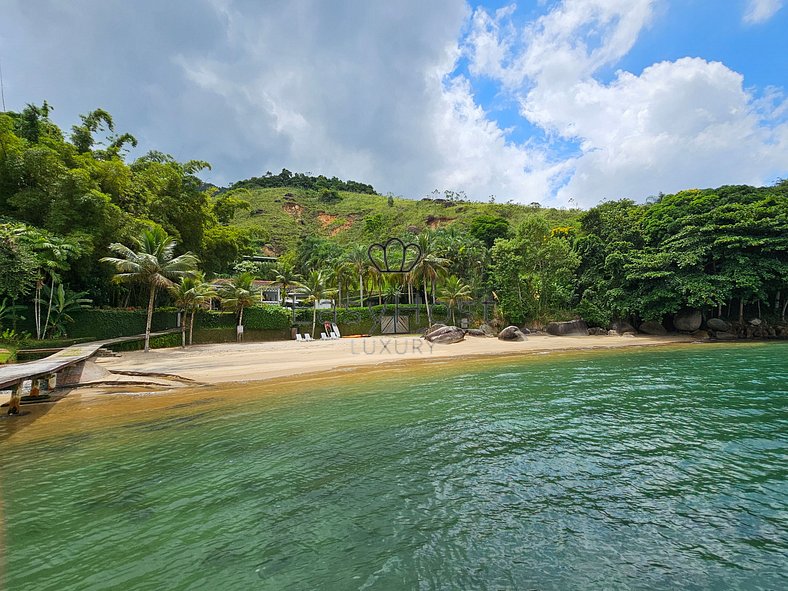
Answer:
xmin=89 ymin=333 xmax=694 ymax=389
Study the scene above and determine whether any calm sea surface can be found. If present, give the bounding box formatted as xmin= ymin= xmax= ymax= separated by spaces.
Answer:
xmin=2 ymin=343 xmax=787 ymax=590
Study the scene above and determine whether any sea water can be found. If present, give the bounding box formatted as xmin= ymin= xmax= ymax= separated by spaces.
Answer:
xmin=1 ymin=343 xmax=786 ymax=590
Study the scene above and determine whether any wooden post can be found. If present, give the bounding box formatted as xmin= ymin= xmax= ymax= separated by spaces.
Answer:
xmin=29 ymin=378 xmax=41 ymax=398
xmin=7 ymin=382 xmax=22 ymax=415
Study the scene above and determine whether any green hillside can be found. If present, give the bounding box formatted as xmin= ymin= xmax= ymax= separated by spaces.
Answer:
xmin=230 ymin=187 xmax=582 ymax=256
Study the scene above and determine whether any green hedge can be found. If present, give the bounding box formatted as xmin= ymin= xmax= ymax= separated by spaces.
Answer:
xmin=194 ymin=306 xmax=290 ymax=331
xmin=67 ymin=309 xmax=179 ymax=339
xmin=109 ymin=327 xmax=290 ymax=352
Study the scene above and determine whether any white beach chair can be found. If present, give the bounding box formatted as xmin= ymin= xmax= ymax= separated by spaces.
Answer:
xmin=321 ymin=332 xmax=330 ymax=340
xmin=295 ymin=333 xmax=304 ymax=342
xmin=332 ymin=323 xmax=341 ymax=338
xmin=303 ymin=333 xmax=314 ymax=342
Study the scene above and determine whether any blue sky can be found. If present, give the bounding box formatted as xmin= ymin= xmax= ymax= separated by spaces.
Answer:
xmin=1 ymin=0 xmax=786 ymax=206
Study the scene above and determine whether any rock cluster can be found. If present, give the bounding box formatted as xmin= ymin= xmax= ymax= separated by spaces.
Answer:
xmin=424 ymin=325 xmax=465 ymax=344
xmin=498 ymin=326 xmax=528 ymax=341
xmin=546 ymin=320 xmax=589 ymax=336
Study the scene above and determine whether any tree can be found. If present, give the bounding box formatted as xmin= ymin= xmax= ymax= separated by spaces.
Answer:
xmin=270 ymin=263 xmax=304 ymax=322
xmin=42 ymin=284 xmax=91 ymax=338
xmin=170 ymin=277 xmax=198 ymax=348
xmin=101 ymin=227 xmax=199 ymax=352
xmin=409 ymin=233 xmax=449 ymax=326
xmin=439 ymin=275 xmax=473 ymax=325
xmin=218 ymin=272 xmax=259 ymax=342
xmin=187 ymin=274 xmax=217 ymax=345
xmin=468 ymin=215 xmax=510 ymax=248
xmin=346 ymin=245 xmax=370 ymax=306
xmin=300 ymin=270 xmax=336 ymax=337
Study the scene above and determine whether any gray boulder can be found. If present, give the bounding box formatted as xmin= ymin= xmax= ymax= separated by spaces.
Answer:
xmin=498 ymin=325 xmax=528 ymax=341
xmin=424 ymin=323 xmax=446 ymax=336
xmin=749 ymin=318 xmax=762 ymax=326
xmin=424 ymin=325 xmax=465 ymax=344
xmin=674 ymin=309 xmax=702 ymax=332
xmin=638 ymin=321 xmax=667 ymax=336
xmin=479 ymin=323 xmax=497 ymax=336
xmin=714 ymin=331 xmax=737 ymax=341
xmin=612 ymin=320 xmax=636 ymax=334
xmin=465 ymin=328 xmax=488 ymax=337
xmin=707 ymin=318 xmax=732 ymax=332
xmin=546 ymin=319 xmax=589 ymax=336
xmin=588 ymin=327 xmax=608 ymax=335
xmin=607 ymin=329 xmax=618 ymax=336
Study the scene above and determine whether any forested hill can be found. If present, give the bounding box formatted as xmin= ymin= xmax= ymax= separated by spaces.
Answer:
xmin=227 ymin=184 xmax=581 ymax=257
xmin=230 ymin=169 xmax=376 ymax=194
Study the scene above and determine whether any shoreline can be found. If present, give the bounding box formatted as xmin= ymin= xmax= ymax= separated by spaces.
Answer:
xmin=0 ymin=335 xmax=775 ymax=446
xmin=91 ymin=333 xmax=698 ymax=390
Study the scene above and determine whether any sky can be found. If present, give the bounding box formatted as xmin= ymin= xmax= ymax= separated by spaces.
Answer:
xmin=1 ymin=0 xmax=786 ymax=207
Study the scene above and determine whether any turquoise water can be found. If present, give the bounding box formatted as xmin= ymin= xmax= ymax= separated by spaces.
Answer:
xmin=2 ymin=343 xmax=787 ymax=590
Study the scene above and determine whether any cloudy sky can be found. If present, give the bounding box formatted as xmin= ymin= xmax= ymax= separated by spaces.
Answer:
xmin=1 ymin=0 xmax=786 ymax=206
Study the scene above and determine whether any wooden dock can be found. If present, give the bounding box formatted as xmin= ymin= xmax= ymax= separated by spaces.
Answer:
xmin=0 ymin=329 xmax=179 ymax=415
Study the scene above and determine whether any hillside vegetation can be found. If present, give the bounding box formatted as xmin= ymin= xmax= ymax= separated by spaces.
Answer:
xmin=231 ymin=186 xmax=582 ymax=256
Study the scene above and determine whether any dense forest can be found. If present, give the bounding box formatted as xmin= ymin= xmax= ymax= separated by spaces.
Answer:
xmin=1 ymin=102 xmax=787 ymax=348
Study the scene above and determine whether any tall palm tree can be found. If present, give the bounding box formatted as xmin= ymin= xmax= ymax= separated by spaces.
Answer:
xmin=439 ymin=275 xmax=473 ymax=325
xmin=170 ymin=277 xmax=197 ymax=348
xmin=271 ymin=263 xmax=304 ymax=324
xmin=409 ymin=233 xmax=449 ymax=326
xmin=188 ymin=274 xmax=217 ymax=345
xmin=300 ymin=270 xmax=336 ymax=337
xmin=219 ymin=272 xmax=259 ymax=342
xmin=270 ymin=263 xmax=304 ymax=310
xmin=346 ymin=245 xmax=369 ymax=307
xmin=102 ymin=227 xmax=199 ymax=352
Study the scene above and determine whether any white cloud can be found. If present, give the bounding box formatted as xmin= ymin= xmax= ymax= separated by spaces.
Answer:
xmin=465 ymin=0 xmax=788 ymax=205
xmin=1 ymin=0 xmax=785 ymax=207
xmin=743 ymin=0 xmax=783 ymax=24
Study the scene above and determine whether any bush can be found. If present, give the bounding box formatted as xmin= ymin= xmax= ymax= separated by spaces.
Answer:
xmin=194 ymin=306 xmax=290 ymax=331
xmin=68 ymin=308 xmax=179 ymax=339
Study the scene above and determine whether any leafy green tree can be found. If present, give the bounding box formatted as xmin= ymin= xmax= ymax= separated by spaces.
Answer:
xmin=409 ymin=233 xmax=449 ymax=326
xmin=468 ymin=215 xmax=510 ymax=248
xmin=42 ymin=284 xmax=91 ymax=338
xmin=219 ymin=272 xmax=259 ymax=342
xmin=270 ymin=263 xmax=304 ymax=322
xmin=439 ymin=275 xmax=473 ymax=325
xmin=101 ymin=227 xmax=199 ymax=351
xmin=346 ymin=245 xmax=371 ymax=306
xmin=300 ymin=270 xmax=336 ymax=337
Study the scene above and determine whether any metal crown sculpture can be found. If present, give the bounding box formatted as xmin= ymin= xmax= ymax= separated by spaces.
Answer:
xmin=367 ymin=238 xmax=422 ymax=274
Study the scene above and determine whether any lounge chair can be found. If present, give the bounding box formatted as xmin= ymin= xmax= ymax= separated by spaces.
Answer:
xmin=332 ymin=323 xmax=341 ymax=338
xmin=295 ymin=333 xmax=304 ymax=342
xmin=303 ymin=333 xmax=314 ymax=342
xmin=321 ymin=332 xmax=330 ymax=340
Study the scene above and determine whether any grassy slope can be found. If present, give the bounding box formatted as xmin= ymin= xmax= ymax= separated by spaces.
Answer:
xmin=232 ymin=187 xmax=583 ymax=255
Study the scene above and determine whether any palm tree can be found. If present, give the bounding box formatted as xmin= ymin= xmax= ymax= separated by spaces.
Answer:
xmin=300 ymin=270 xmax=336 ymax=337
xmin=439 ymin=275 xmax=473 ymax=326
xmin=219 ymin=272 xmax=259 ymax=342
xmin=170 ymin=277 xmax=197 ymax=348
xmin=102 ymin=227 xmax=199 ymax=352
xmin=270 ymin=263 xmax=304 ymax=322
xmin=170 ymin=273 xmax=217 ymax=347
xmin=188 ymin=274 xmax=217 ymax=345
xmin=346 ymin=245 xmax=369 ymax=306
xmin=409 ymin=233 xmax=449 ymax=326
